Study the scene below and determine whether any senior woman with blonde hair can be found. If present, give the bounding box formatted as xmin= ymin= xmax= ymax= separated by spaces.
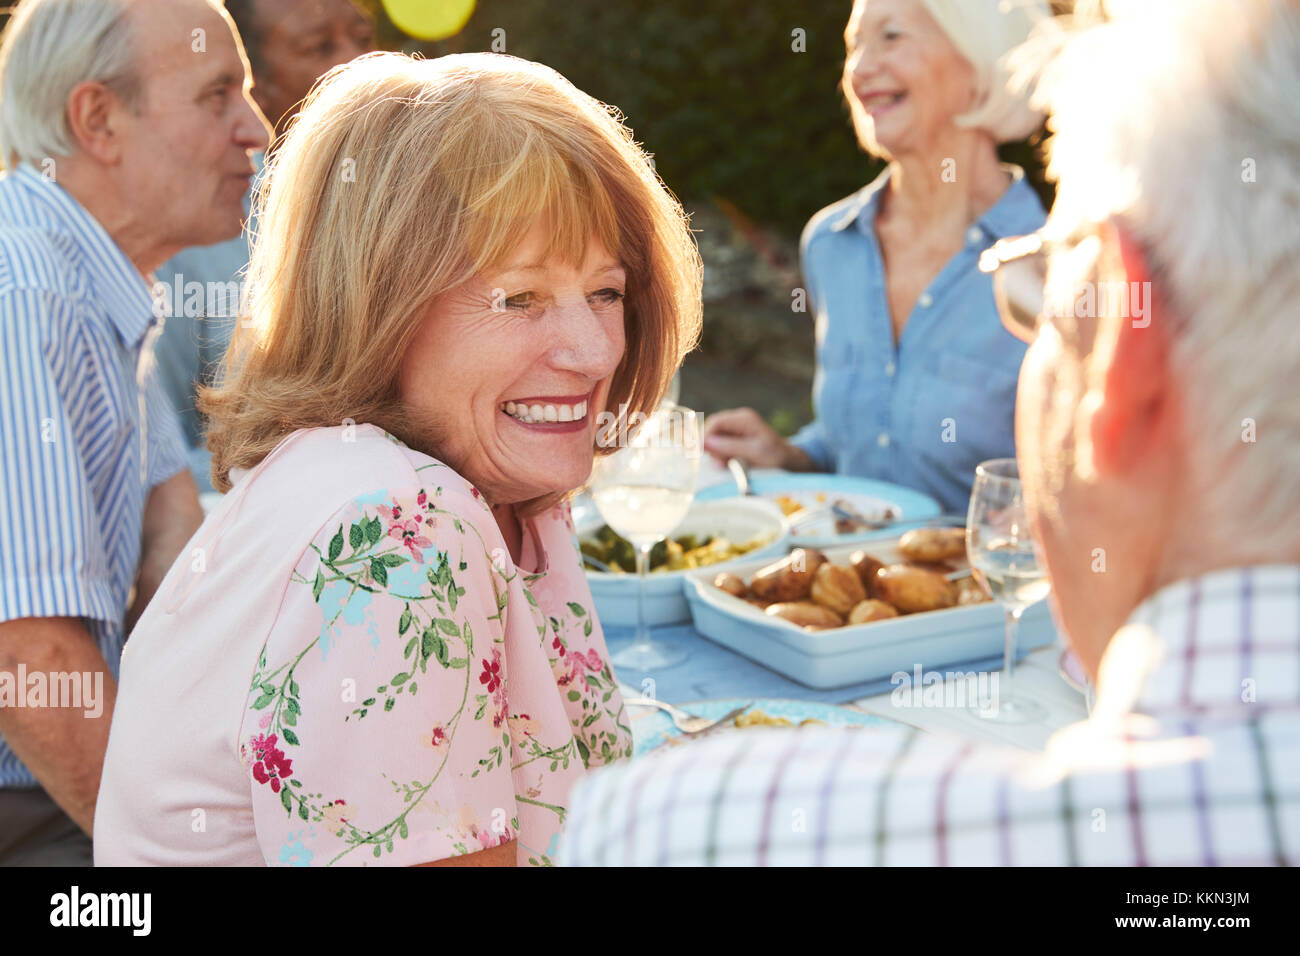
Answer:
xmin=93 ymin=51 xmax=701 ymax=867
xmin=704 ymin=0 xmax=1049 ymax=513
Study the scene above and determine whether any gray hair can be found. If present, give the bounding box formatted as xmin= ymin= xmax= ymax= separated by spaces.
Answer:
xmin=1031 ymin=0 xmax=1300 ymax=552
xmin=920 ymin=0 xmax=1050 ymax=143
xmin=0 ymin=0 xmax=141 ymax=168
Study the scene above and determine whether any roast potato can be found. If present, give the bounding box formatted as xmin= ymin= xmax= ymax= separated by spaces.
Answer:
xmin=712 ymin=572 xmax=748 ymax=599
xmin=955 ymin=575 xmax=992 ymax=605
xmin=849 ymin=550 xmax=886 ymax=596
xmin=897 ymin=527 xmax=967 ymax=564
xmin=872 ymin=564 xmax=957 ymax=613
xmin=847 ymin=599 xmax=900 ymax=624
xmin=764 ymin=601 xmax=844 ymax=630
xmin=809 ymin=563 xmax=867 ymax=616
xmin=749 ymin=548 xmax=826 ymax=603
xmin=903 ymin=560 xmax=956 ymax=574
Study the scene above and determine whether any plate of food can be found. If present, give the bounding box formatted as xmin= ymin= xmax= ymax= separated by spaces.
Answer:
xmin=695 ymin=471 xmax=942 ymax=548
xmin=578 ymin=497 xmax=790 ymax=627
xmin=628 ymin=697 xmax=889 ymax=756
xmin=682 ymin=529 xmax=1057 ymax=689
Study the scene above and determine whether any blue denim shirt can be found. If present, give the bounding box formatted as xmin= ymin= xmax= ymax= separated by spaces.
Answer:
xmin=789 ymin=165 xmax=1046 ymax=513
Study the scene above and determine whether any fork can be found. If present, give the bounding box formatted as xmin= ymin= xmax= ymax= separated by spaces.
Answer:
xmin=726 ymin=457 xmax=755 ymax=497
xmin=621 ymin=693 xmax=753 ymax=735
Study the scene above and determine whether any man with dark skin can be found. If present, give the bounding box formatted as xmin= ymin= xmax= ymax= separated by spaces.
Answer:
xmin=226 ymin=0 xmax=376 ymax=140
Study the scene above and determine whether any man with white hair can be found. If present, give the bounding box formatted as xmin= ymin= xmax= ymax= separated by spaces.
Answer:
xmin=0 ymin=0 xmax=270 ymax=864
xmin=560 ymin=0 xmax=1300 ymax=866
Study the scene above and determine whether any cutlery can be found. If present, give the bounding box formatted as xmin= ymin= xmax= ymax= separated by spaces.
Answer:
xmin=621 ymin=693 xmax=753 ymax=735
xmin=726 ymin=457 xmax=754 ymax=496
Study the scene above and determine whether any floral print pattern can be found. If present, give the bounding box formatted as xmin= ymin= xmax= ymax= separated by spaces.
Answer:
xmin=238 ymin=452 xmax=631 ymax=866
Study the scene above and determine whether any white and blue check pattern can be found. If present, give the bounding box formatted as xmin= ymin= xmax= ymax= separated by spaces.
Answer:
xmin=561 ymin=566 xmax=1300 ymax=866
xmin=0 ymin=163 xmax=188 ymax=788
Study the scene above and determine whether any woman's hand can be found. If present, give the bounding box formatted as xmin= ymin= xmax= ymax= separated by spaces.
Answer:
xmin=702 ymin=407 xmax=816 ymax=471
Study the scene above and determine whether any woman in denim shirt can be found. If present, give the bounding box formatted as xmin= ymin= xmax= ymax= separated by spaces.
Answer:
xmin=703 ymin=0 xmax=1048 ymax=513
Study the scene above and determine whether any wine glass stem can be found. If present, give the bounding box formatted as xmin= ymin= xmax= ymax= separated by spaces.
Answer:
xmin=635 ymin=541 xmax=652 ymax=646
xmin=1002 ymin=606 xmax=1023 ymax=694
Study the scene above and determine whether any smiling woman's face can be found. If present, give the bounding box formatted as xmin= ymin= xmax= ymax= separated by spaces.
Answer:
xmin=397 ymin=223 xmax=627 ymax=505
xmin=843 ymin=0 xmax=977 ymax=157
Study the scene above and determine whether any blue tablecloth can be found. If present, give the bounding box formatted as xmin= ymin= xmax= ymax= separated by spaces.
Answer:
xmin=603 ymin=622 xmax=1013 ymax=706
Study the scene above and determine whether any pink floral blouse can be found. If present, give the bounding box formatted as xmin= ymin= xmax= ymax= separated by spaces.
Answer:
xmin=95 ymin=424 xmax=631 ymax=866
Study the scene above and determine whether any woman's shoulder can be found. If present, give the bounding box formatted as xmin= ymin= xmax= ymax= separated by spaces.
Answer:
xmin=800 ymin=169 xmax=890 ymax=262
xmin=235 ymin=424 xmax=503 ymax=550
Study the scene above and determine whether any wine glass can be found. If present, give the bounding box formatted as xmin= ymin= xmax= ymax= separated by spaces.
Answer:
xmin=590 ymin=404 xmax=700 ymax=672
xmin=966 ymin=458 xmax=1050 ymax=723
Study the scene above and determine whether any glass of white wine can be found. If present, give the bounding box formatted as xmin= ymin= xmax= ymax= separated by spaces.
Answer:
xmin=966 ymin=458 xmax=1051 ymax=723
xmin=590 ymin=403 xmax=700 ymax=672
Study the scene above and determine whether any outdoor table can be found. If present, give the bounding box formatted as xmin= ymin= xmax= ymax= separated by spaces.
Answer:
xmin=597 ymin=457 xmax=1090 ymax=753
xmin=605 ymin=622 xmax=1089 ymax=753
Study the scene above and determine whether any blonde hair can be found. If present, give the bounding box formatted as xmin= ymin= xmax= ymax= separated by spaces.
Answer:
xmin=202 ymin=52 xmax=702 ymax=515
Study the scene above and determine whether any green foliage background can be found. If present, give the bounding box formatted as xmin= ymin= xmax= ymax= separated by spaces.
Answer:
xmin=355 ymin=0 xmax=1052 ymax=235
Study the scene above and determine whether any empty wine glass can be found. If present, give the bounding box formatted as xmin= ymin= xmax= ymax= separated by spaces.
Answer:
xmin=966 ymin=458 xmax=1050 ymax=723
xmin=590 ymin=404 xmax=700 ymax=672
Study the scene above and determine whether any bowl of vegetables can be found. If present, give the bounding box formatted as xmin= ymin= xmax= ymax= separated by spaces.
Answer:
xmin=577 ymin=497 xmax=789 ymax=627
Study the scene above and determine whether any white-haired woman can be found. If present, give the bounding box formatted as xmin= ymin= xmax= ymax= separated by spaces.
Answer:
xmin=703 ymin=0 xmax=1049 ymax=513
xmin=93 ymin=51 xmax=701 ymax=867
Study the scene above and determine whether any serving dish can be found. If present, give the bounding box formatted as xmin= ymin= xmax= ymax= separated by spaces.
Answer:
xmin=682 ymin=536 xmax=1057 ymax=689
xmin=580 ymin=497 xmax=789 ymax=627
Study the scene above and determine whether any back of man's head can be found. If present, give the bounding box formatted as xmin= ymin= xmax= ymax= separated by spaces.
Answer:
xmin=1037 ymin=0 xmax=1300 ymax=553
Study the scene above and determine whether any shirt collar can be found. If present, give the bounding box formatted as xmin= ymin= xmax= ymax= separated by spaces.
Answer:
xmin=10 ymin=162 xmax=155 ymax=350
xmin=1095 ymin=565 xmax=1300 ymax=719
xmin=828 ymin=163 xmax=1045 ymax=243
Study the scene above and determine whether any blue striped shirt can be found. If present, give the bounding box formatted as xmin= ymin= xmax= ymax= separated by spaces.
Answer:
xmin=0 ymin=162 xmax=188 ymax=788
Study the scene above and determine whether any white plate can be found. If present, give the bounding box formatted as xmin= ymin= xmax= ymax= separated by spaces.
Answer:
xmin=628 ymin=698 xmax=891 ymax=756
xmin=695 ymin=471 xmax=942 ymax=548
xmin=580 ymin=497 xmax=789 ymax=627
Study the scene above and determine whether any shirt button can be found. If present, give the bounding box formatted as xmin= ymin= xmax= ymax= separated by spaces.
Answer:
xmin=967 ymin=227 xmax=983 ymax=244
xmin=918 ymin=292 xmax=933 ymax=308
xmin=877 ymin=432 xmax=890 ymax=448
xmin=884 ymin=361 xmax=896 ymax=377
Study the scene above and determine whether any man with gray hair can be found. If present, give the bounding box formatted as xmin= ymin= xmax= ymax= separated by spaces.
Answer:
xmin=152 ymin=0 xmax=374 ymax=491
xmin=560 ymin=0 xmax=1300 ymax=866
xmin=0 ymin=0 xmax=270 ymax=864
